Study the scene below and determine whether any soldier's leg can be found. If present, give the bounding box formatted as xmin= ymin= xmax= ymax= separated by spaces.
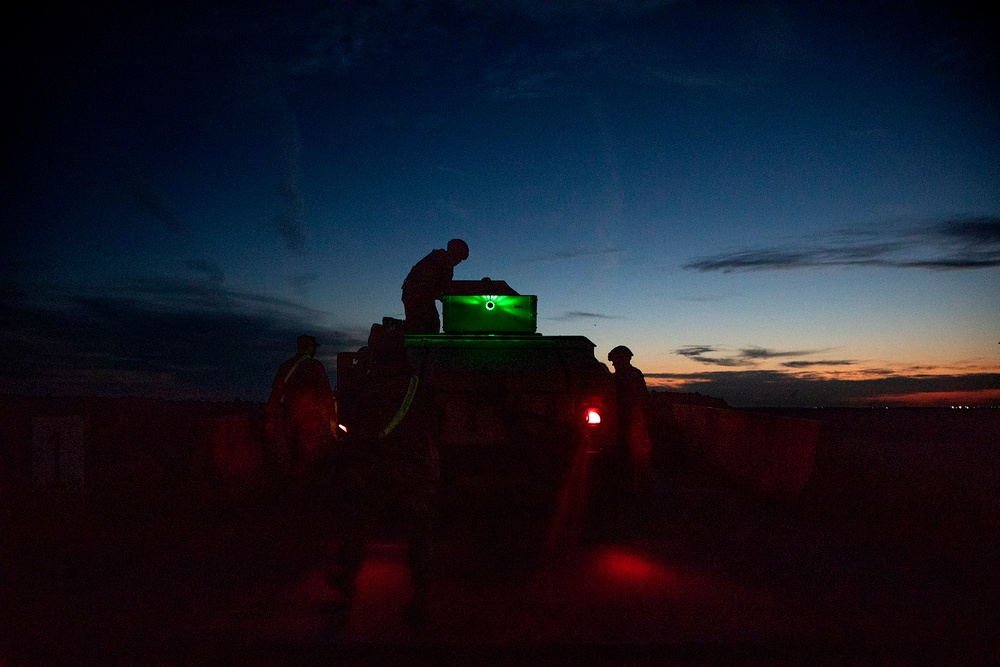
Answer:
xmin=330 ymin=537 xmax=364 ymax=599
xmin=329 ymin=490 xmax=367 ymax=599
xmin=319 ymin=462 xmax=370 ymax=635
xmin=328 ymin=452 xmax=380 ymax=599
xmin=404 ymin=299 xmax=441 ymax=334
xmin=402 ymin=478 xmax=438 ymax=627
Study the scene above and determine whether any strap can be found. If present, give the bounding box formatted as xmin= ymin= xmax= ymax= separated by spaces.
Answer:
xmin=282 ymin=354 xmax=308 ymax=385
xmin=379 ymin=375 xmax=420 ymax=438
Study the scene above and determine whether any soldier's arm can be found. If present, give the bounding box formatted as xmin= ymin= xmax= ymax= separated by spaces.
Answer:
xmin=267 ymin=364 xmax=288 ymax=406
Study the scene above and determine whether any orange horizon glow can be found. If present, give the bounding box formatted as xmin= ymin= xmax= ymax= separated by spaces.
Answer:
xmin=642 ymin=371 xmax=1000 ymax=407
xmin=855 ymin=389 xmax=1000 ymax=407
xmin=646 ymin=360 xmax=998 ymax=383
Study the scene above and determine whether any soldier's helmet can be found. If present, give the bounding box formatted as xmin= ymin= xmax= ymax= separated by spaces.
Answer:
xmin=608 ymin=345 xmax=633 ymax=363
xmin=447 ymin=238 xmax=469 ymax=261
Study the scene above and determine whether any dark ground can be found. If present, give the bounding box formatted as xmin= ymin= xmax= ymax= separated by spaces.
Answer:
xmin=2 ymin=408 xmax=998 ymax=664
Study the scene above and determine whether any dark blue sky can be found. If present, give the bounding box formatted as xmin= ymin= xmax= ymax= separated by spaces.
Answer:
xmin=3 ymin=0 xmax=998 ymax=406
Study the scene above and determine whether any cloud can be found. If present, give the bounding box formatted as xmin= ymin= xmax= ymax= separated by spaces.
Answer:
xmin=0 ymin=280 xmax=364 ymax=401
xmin=275 ymin=174 xmax=306 ymax=254
xmin=684 ymin=216 xmax=1000 ymax=272
xmin=272 ymin=82 xmax=307 ymax=255
xmin=121 ymin=161 xmax=185 ymax=235
xmin=675 ymin=292 xmax=742 ymax=303
xmin=551 ymin=311 xmax=617 ymax=321
xmin=290 ymin=273 xmax=318 ymax=299
xmin=675 ymin=345 xmax=747 ymax=367
xmin=211 ymin=0 xmax=693 ymax=101
xmin=781 ymin=359 xmax=855 ymax=368
xmin=739 ymin=346 xmax=822 ymax=360
xmin=645 ymin=369 xmax=1000 ymax=407
xmin=521 ymin=247 xmax=623 ymax=264
xmin=937 ymin=217 xmax=1000 ymax=244
xmin=461 ymin=1 xmax=680 ymax=23
xmin=184 ymin=259 xmax=224 ymax=284
xmin=675 ymin=344 xmax=826 ymax=367
xmin=645 ymin=68 xmax=768 ymax=92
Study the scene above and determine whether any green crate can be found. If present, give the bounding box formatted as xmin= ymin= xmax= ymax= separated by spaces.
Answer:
xmin=441 ymin=294 xmax=537 ymax=333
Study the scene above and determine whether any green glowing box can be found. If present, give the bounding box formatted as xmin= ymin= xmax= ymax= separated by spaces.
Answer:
xmin=441 ymin=294 xmax=538 ymax=333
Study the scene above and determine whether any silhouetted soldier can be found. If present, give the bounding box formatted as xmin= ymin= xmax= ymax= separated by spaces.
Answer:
xmin=401 ymin=238 xmax=469 ymax=333
xmin=325 ymin=349 xmax=440 ymax=629
xmin=266 ymin=335 xmax=336 ymax=483
xmin=608 ymin=345 xmax=653 ymax=535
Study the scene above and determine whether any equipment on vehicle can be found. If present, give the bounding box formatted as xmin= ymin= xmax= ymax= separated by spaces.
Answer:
xmin=336 ymin=278 xmax=621 ymax=549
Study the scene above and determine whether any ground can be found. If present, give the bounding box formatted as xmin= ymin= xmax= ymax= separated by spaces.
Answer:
xmin=3 ymin=449 xmax=996 ymax=665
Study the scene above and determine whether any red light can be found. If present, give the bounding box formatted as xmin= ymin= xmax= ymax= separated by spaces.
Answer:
xmin=585 ymin=408 xmax=601 ymax=425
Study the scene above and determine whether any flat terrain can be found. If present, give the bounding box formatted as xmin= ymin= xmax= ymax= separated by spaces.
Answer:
xmin=2 ymin=408 xmax=998 ymax=664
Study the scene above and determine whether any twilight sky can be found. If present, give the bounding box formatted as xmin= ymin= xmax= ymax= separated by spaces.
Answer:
xmin=3 ymin=0 xmax=998 ymax=407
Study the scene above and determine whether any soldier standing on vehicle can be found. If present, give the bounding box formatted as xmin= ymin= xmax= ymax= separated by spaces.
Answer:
xmin=401 ymin=238 xmax=469 ymax=333
xmin=608 ymin=345 xmax=653 ymax=534
xmin=266 ymin=334 xmax=336 ymax=484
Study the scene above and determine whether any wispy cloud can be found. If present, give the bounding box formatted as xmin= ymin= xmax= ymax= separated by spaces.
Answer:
xmin=225 ymin=0 xmax=699 ymax=103
xmin=520 ymin=247 xmax=623 ymax=264
xmin=0 ymin=280 xmax=364 ymax=400
xmin=781 ymin=359 xmax=855 ymax=368
xmin=675 ymin=292 xmax=741 ymax=303
xmin=684 ymin=216 xmax=1000 ymax=272
xmin=275 ymin=173 xmax=306 ymax=254
xmin=290 ymin=273 xmax=318 ymax=299
xmin=740 ymin=346 xmax=822 ymax=359
xmin=121 ymin=160 xmax=185 ymax=235
xmin=675 ymin=344 xmax=828 ymax=367
xmin=272 ymin=82 xmax=307 ymax=255
xmin=675 ymin=345 xmax=747 ymax=367
xmin=645 ymin=67 xmax=769 ymax=92
xmin=184 ymin=259 xmax=224 ymax=285
xmin=551 ymin=311 xmax=617 ymax=322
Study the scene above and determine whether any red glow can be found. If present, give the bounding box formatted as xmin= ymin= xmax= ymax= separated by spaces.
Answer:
xmin=601 ymin=550 xmax=667 ymax=580
xmin=589 ymin=547 xmax=679 ymax=595
xmin=585 ymin=408 xmax=601 ymax=425
xmin=345 ymin=542 xmax=412 ymax=639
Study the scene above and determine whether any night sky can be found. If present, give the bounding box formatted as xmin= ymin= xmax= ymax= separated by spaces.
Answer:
xmin=3 ymin=0 xmax=998 ymax=407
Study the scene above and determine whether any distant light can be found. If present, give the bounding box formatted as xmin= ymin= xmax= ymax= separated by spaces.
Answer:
xmin=586 ymin=408 xmax=601 ymax=425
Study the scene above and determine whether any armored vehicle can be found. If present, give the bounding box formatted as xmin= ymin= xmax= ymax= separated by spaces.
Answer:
xmin=336 ymin=279 xmax=621 ymax=549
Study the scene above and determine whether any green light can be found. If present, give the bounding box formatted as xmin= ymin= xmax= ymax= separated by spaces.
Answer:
xmin=441 ymin=294 xmax=537 ymax=333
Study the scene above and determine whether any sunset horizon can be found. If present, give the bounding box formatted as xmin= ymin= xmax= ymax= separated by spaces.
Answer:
xmin=3 ymin=1 xmax=997 ymax=409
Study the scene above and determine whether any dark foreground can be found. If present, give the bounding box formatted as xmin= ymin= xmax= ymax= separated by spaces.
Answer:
xmin=2 ymin=408 xmax=998 ymax=664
